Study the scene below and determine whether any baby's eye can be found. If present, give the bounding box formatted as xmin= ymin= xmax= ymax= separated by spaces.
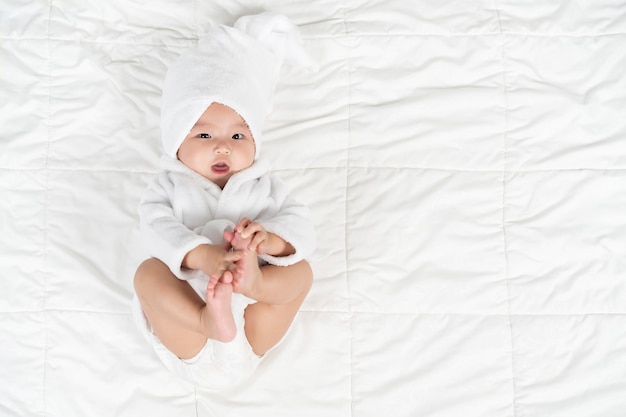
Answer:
xmin=232 ymin=133 xmax=244 ymax=140
xmin=198 ymin=133 xmax=211 ymax=139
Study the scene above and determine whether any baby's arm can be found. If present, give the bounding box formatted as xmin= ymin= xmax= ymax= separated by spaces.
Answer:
xmin=182 ymin=243 xmax=243 ymax=278
xmin=227 ymin=218 xmax=294 ymax=257
xmin=254 ymin=192 xmax=316 ymax=265
xmin=225 ymin=174 xmax=316 ymax=266
xmin=139 ymin=173 xmax=215 ymax=278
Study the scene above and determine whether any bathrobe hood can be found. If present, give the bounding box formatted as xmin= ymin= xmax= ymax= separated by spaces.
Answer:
xmin=160 ymin=12 xmax=316 ymax=160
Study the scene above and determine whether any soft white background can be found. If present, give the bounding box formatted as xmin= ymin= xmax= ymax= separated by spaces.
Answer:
xmin=1 ymin=1 xmax=625 ymax=416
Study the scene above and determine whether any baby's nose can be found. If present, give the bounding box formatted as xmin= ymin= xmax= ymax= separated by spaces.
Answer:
xmin=214 ymin=139 xmax=231 ymax=154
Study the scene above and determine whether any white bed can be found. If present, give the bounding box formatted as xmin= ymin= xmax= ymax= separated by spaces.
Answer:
xmin=2 ymin=1 xmax=626 ymax=416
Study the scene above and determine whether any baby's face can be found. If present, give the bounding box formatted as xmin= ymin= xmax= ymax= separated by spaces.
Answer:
xmin=177 ymin=103 xmax=255 ymax=188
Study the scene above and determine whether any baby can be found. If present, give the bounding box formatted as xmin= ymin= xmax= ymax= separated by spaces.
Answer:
xmin=132 ymin=13 xmax=316 ymax=390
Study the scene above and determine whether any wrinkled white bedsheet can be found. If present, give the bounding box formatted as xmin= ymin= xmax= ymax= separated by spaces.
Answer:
xmin=1 ymin=1 xmax=626 ymax=416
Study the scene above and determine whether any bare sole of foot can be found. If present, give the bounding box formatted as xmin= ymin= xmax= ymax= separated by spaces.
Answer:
xmin=232 ymin=249 xmax=263 ymax=299
xmin=202 ymin=276 xmax=236 ymax=342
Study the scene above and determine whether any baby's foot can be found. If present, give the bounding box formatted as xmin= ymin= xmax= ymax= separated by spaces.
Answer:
xmin=232 ymin=249 xmax=263 ymax=299
xmin=220 ymin=270 xmax=233 ymax=284
xmin=202 ymin=276 xmax=236 ymax=343
xmin=225 ymin=229 xmax=251 ymax=252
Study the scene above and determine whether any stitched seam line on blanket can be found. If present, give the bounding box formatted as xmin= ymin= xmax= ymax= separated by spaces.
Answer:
xmin=300 ymin=310 xmax=626 ymax=316
xmin=342 ymin=4 xmax=355 ymax=417
xmin=0 ymin=309 xmax=136 ymax=316
xmin=305 ymin=31 xmax=626 ymax=39
xmin=301 ymin=311 xmax=626 ymax=317
xmin=192 ymin=0 xmax=198 ymax=42
xmin=5 ymin=31 xmax=626 ymax=44
xmin=496 ymin=3 xmax=518 ymax=416
xmin=41 ymin=3 xmax=53 ymax=416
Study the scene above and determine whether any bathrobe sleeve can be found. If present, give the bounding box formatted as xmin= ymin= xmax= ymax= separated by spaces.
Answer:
xmin=256 ymin=175 xmax=316 ymax=267
xmin=138 ymin=172 xmax=211 ymax=279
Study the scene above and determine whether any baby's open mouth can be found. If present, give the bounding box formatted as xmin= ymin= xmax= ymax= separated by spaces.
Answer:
xmin=211 ymin=162 xmax=230 ymax=174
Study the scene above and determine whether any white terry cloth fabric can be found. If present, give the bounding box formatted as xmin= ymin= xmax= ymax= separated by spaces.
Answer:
xmin=160 ymin=12 xmax=316 ymax=160
xmin=138 ymin=157 xmax=316 ymax=280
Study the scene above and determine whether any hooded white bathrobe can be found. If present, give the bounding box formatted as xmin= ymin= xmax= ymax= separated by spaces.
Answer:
xmin=139 ymin=156 xmax=316 ymax=280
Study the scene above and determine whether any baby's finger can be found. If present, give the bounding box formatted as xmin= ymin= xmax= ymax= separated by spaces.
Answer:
xmin=235 ymin=218 xmax=251 ymax=233
xmin=249 ymin=233 xmax=266 ymax=251
xmin=241 ymin=221 xmax=263 ymax=239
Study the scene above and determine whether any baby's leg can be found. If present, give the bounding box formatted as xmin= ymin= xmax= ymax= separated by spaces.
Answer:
xmin=134 ymin=258 xmax=236 ymax=360
xmin=234 ymin=252 xmax=313 ymax=355
xmin=233 ymin=250 xmax=312 ymax=305
xmin=244 ymin=284 xmax=311 ymax=356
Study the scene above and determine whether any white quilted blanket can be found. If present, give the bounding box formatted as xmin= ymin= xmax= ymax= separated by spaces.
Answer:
xmin=2 ymin=1 xmax=626 ymax=416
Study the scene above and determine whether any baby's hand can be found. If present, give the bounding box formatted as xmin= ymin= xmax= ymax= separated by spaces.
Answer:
xmin=224 ymin=218 xmax=294 ymax=256
xmin=184 ymin=243 xmax=242 ymax=280
xmin=232 ymin=218 xmax=269 ymax=253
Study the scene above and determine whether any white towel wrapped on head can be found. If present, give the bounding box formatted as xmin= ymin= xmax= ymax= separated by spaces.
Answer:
xmin=160 ymin=12 xmax=316 ymax=160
